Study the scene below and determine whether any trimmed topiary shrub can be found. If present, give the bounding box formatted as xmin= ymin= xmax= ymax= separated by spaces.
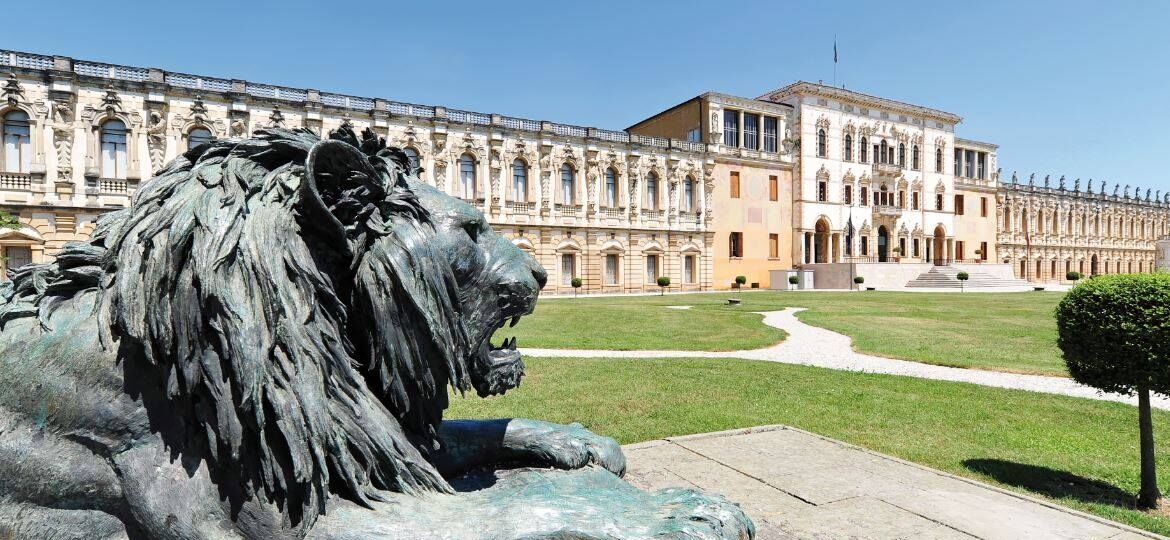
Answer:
xmin=656 ymin=276 xmax=670 ymax=295
xmin=570 ymin=277 xmax=582 ymax=297
xmin=788 ymin=275 xmax=800 ymax=288
xmin=1055 ymin=273 xmax=1170 ymax=508
xmin=734 ymin=275 xmax=747 ymax=289
xmin=956 ymin=271 xmax=969 ymax=292
xmin=854 ymin=276 xmax=864 ymax=285
xmin=1066 ymin=271 xmax=1082 ymax=282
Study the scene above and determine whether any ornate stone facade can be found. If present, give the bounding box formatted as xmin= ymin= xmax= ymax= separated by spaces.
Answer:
xmin=998 ymin=174 xmax=1167 ymax=281
xmin=0 ymin=50 xmax=793 ymax=293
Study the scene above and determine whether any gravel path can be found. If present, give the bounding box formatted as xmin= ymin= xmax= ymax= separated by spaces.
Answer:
xmin=522 ymin=307 xmax=1170 ymax=410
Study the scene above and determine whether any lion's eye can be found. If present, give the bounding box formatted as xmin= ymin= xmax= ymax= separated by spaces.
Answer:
xmin=462 ymin=221 xmax=480 ymax=242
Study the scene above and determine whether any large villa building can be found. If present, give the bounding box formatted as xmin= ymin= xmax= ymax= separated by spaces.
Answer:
xmin=0 ymin=49 xmax=1165 ymax=291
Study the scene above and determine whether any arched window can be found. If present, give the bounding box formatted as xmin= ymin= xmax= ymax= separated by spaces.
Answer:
xmin=859 ymin=137 xmax=868 ymax=163
xmin=2 ymin=110 xmax=31 ymax=173
xmin=816 ymin=129 xmax=826 ymax=157
xmin=897 ymin=143 xmax=906 ymax=167
xmin=912 ymin=145 xmax=920 ymax=170
xmin=100 ymin=119 xmax=128 ymax=179
xmin=844 ymin=134 xmax=853 ymax=161
xmin=935 ymin=148 xmax=943 ymax=173
xmin=879 ymin=140 xmax=889 ymax=164
xmin=604 ymin=167 xmax=617 ymax=207
xmin=187 ymin=127 xmax=214 ymax=151
xmin=512 ymin=159 xmax=527 ymax=202
xmin=403 ymin=147 xmax=420 ymax=171
xmin=459 ymin=153 xmax=476 ymax=199
xmin=683 ymin=175 xmax=695 ymax=212
xmin=645 ymin=171 xmax=659 ymax=210
xmin=560 ymin=163 xmax=575 ymax=205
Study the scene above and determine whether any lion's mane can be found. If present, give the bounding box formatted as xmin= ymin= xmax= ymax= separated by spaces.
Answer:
xmin=0 ymin=127 xmax=481 ymax=526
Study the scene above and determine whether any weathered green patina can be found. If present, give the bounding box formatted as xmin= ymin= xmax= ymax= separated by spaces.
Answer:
xmin=0 ymin=127 xmax=752 ymax=539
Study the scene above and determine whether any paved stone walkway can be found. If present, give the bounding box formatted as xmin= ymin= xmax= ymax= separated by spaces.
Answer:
xmin=625 ymin=426 xmax=1164 ymax=540
xmin=523 ymin=308 xmax=1170 ymax=410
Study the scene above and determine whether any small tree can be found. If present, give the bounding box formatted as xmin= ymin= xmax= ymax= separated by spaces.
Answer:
xmin=1066 ymin=270 xmax=1082 ymax=282
xmin=974 ymin=249 xmax=983 ymax=262
xmin=734 ymin=275 xmax=747 ymax=289
xmin=570 ymin=277 xmax=582 ymax=298
xmin=656 ymin=276 xmax=670 ymax=296
xmin=788 ymin=274 xmax=799 ymax=290
xmin=1056 ymin=274 xmax=1170 ymax=509
xmin=854 ymin=275 xmax=865 ymax=290
xmin=0 ymin=210 xmax=20 ymax=230
xmin=956 ymin=271 xmax=969 ymax=292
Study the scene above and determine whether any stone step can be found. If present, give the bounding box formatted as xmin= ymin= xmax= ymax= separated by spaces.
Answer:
xmin=904 ymin=265 xmax=1031 ymax=288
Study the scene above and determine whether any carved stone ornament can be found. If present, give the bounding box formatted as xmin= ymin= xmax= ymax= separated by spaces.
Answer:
xmin=0 ymin=126 xmax=753 ymax=539
xmin=2 ymin=73 xmax=24 ymax=106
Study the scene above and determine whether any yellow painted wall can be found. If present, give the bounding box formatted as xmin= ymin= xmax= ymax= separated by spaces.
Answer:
xmin=711 ymin=163 xmax=793 ymax=288
xmin=953 ymin=188 xmax=998 ymax=262
xmin=627 ymin=99 xmax=701 ymax=140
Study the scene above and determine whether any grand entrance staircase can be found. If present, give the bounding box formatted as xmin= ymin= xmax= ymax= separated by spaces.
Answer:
xmin=904 ymin=265 xmax=1032 ymax=289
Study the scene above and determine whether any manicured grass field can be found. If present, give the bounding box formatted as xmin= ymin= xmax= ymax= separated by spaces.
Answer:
xmin=449 ymin=357 xmax=1170 ymax=535
xmin=500 ymin=291 xmax=1068 ymax=376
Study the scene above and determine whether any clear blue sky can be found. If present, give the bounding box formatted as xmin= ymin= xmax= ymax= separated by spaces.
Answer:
xmin=5 ymin=0 xmax=1168 ymax=190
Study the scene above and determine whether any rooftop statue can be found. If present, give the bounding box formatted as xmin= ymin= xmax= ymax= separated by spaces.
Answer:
xmin=1088 ymin=179 xmax=1094 ymax=193
xmin=0 ymin=127 xmax=752 ymax=540
xmin=1011 ymin=171 xmax=1018 ymax=184
xmin=1074 ymin=178 xmax=1081 ymax=192
xmin=1029 ymin=173 xmax=1035 ymax=186
xmin=1044 ymin=174 xmax=1050 ymax=188
xmin=1059 ymin=175 xmax=1066 ymax=190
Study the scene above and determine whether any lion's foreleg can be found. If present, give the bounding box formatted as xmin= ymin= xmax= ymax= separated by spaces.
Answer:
xmin=435 ymin=419 xmax=625 ymax=477
xmin=0 ymin=501 xmax=130 ymax=540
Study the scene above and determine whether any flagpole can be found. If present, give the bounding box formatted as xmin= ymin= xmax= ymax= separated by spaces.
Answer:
xmin=833 ymin=35 xmax=837 ymax=86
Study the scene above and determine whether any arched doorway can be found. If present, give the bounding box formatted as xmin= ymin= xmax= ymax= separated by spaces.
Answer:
xmin=932 ymin=225 xmax=946 ymax=265
xmin=877 ymin=226 xmax=890 ymax=262
xmin=814 ymin=218 xmax=830 ymax=263
xmin=1091 ymin=254 xmax=1099 ymax=276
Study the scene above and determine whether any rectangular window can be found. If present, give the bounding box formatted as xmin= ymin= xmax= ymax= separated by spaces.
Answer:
xmin=898 ymin=191 xmax=905 ymax=208
xmin=605 ymin=254 xmax=619 ymax=285
xmin=683 ymin=180 xmax=694 ymax=212
xmin=723 ymin=110 xmax=739 ymax=147
xmin=605 ymin=170 xmax=617 ymax=207
xmin=687 ymin=127 xmax=700 ymax=142
xmin=729 ymin=232 xmax=743 ymax=258
xmin=769 ymin=175 xmax=778 ymax=201
xmin=860 ymin=187 xmax=869 ymax=206
xmin=743 ymin=114 xmax=759 ymax=150
xmin=844 ymin=185 xmax=853 ymax=205
xmin=560 ymin=253 xmax=576 ymax=286
xmin=980 ymin=241 xmax=988 ymax=261
xmin=3 ymin=246 xmax=31 ymax=272
xmin=954 ymin=194 xmax=965 ymax=215
xmin=817 ymin=181 xmax=827 ymax=202
xmin=730 ymin=172 xmax=740 ymax=198
xmin=953 ymin=148 xmax=961 ymax=176
xmin=980 ymin=196 xmax=988 ymax=217
xmin=977 ymin=152 xmax=987 ymax=179
xmin=912 ymin=192 xmax=920 ymax=210
xmin=769 ymin=233 xmax=779 ymax=258
xmin=645 ymin=254 xmax=659 ymax=282
xmin=912 ymin=238 xmax=920 ymax=257
xmin=860 ymin=236 xmax=868 ymax=256
xmin=684 ymin=255 xmax=696 ymax=284
xmin=899 ymin=238 xmax=907 ymax=257
xmin=763 ymin=117 xmax=778 ymax=152
xmin=956 ymin=241 xmax=965 ymax=261
xmin=935 ymin=193 xmax=944 ymax=211
xmin=964 ymin=150 xmax=975 ymax=178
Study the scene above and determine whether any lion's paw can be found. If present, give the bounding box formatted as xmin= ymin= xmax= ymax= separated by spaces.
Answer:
xmin=651 ymin=487 xmax=755 ymax=540
xmin=518 ymin=421 xmax=626 ymax=477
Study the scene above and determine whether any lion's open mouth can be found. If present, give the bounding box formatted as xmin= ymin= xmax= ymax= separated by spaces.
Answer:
xmin=473 ymin=315 xmax=526 ymax=396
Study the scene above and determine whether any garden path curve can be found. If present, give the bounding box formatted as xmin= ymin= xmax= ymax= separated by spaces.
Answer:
xmin=522 ymin=308 xmax=1170 ymax=411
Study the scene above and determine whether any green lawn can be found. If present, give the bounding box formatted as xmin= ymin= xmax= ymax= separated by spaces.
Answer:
xmin=450 ymin=357 xmax=1170 ymax=535
xmin=500 ymin=291 xmax=1068 ymax=376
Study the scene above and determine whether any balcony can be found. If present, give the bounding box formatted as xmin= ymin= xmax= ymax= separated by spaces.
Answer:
xmin=640 ymin=208 xmax=665 ymax=221
xmin=872 ymin=162 xmax=902 ymax=176
xmin=601 ymin=207 xmax=625 ymax=219
xmin=0 ymin=172 xmax=32 ymax=191
xmin=873 ymin=204 xmax=902 ymax=217
xmin=505 ymin=201 xmax=535 ymax=214
xmin=554 ymin=203 xmax=583 ymax=217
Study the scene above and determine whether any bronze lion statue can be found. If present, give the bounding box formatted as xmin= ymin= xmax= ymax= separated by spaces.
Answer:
xmin=0 ymin=127 xmax=753 ymax=539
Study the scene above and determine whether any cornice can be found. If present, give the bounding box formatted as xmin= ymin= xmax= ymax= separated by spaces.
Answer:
xmin=760 ymin=81 xmax=962 ymax=125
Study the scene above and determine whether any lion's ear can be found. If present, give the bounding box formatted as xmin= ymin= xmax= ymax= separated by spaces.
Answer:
xmin=301 ymin=138 xmax=384 ymax=232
